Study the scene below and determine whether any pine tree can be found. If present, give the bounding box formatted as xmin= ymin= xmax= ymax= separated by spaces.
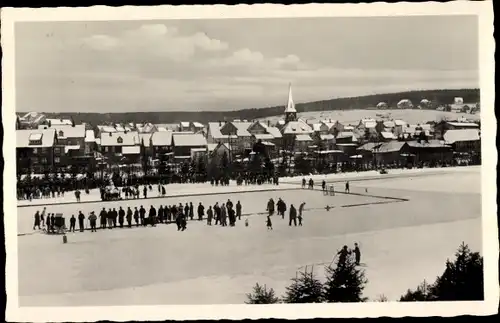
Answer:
xmin=323 ymin=253 xmax=368 ymax=303
xmin=283 ymin=267 xmax=324 ymax=303
xmin=429 ymin=242 xmax=484 ymax=301
xmin=245 ymin=283 xmax=280 ymax=304
xmin=399 ymin=280 xmax=433 ymax=301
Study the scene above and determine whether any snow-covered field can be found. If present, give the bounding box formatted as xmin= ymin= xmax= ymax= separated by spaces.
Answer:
xmin=258 ymin=109 xmax=480 ymax=126
xmin=17 ymin=167 xmax=481 ymax=306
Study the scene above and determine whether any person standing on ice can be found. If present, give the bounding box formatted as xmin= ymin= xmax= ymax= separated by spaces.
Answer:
xmin=33 ymin=211 xmax=41 ymax=230
xmin=40 ymin=207 xmax=46 ymax=227
xmin=89 ymin=212 xmax=97 ymax=232
xmin=214 ymin=202 xmax=221 ymax=225
xmin=197 ymin=202 xmax=205 ymax=221
xmin=126 ymin=207 xmax=133 ymax=228
xmin=143 ymin=186 xmax=148 ymax=199
xmin=69 ymin=214 xmax=76 ymax=232
xmin=322 ymin=180 xmax=327 ymax=194
xmin=99 ymin=208 xmax=107 ymax=229
xmin=149 ymin=205 xmax=157 ymax=226
xmin=107 ymin=208 xmax=114 ymax=229
xmin=118 ymin=207 xmax=125 ymax=228
xmin=289 ymin=204 xmax=297 ymax=226
xmin=298 ymin=202 xmax=306 ymax=226
xmin=134 ymin=207 xmax=139 ymax=226
xmin=236 ymin=201 xmax=242 ymax=220
xmin=345 ymin=181 xmax=350 ymax=194
xmin=267 ymin=198 xmax=275 ymax=216
xmin=308 ymin=178 xmax=314 ymax=189
xmin=266 ymin=215 xmax=273 ymax=230
xmin=353 ymin=243 xmax=361 ymax=265
xmin=206 ymin=205 xmax=213 ymax=225
xmin=302 ymin=177 xmax=306 ymax=189
xmin=221 ymin=203 xmax=227 ymax=227
xmin=78 ymin=211 xmax=85 ymax=232
xmin=184 ymin=204 xmax=190 ymax=220
xmin=139 ymin=205 xmax=146 ymax=226
xmin=189 ymin=202 xmax=194 ymax=220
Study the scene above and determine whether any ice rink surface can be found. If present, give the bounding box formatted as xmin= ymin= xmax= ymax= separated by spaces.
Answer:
xmin=17 ymin=168 xmax=481 ymax=306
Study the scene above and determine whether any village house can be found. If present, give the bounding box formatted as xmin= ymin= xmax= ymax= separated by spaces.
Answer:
xmin=46 ymin=118 xmax=73 ymax=126
xmin=16 ymin=128 xmax=57 ymax=174
xmin=171 ymin=133 xmax=208 ymax=162
xmin=46 ymin=124 xmax=87 ymax=169
xmin=136 ymin=123 xmax=158 ymax=134
xmin=407 ymin=140 xmax=453 ymax=165
xmin=99 ymin=131 xmax=142 ymax=166
xmin=84 ymin=130 xmax=97 ymax=156
xmin=443 ymin=129 xmax=481 ymax=154
xmin=18 ymin=112 xmax=47 ymax=129
xmin=373 ymin=141 xmax=410 ymax=165
xmin=433 ymin=120 xmax=480 ymax=140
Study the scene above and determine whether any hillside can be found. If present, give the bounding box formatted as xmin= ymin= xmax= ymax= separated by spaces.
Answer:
xmin=18 ymin=88 xmax=479 ymax=126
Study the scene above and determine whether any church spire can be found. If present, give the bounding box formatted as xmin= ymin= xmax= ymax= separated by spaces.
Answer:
xmin=284 ymin=83 xmax=297 ymax=122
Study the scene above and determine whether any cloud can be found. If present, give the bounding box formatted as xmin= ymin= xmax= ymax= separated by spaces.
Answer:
xmin=81 ymin=24 xmax=229 ymax=61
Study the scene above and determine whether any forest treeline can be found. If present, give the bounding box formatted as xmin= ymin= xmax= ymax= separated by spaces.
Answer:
xmin=19 ymin=88 xmax=479 ymax=126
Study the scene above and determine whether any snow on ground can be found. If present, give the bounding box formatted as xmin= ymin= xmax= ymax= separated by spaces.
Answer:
xmin=17 ymin=168 xmax=481 ymax=306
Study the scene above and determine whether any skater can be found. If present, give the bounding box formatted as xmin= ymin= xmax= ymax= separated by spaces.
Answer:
xmin=302 ymin=177 xmax=306 ymax=189
xmin=308 ymin=178 xmax=314 ymax=189
xmin=99 ymin=207 xmax=107 ymax=229
xmin=118 ymin=207 xmax=125 ymax=228
xmin=78 ymin=211 xmax=85 ymax=232
xmin=236 ymin=200 xmax=242 ymax=220
xmin=107 ymin=208 xmax=113 ymax=229
xmin=189 ymin=202 xmax=194 ymax=220
xmin=161 ymin=186 xmax=166 ymax=196
xmin=33 ymin=211 xmax=41 ymax=230
xmin=345 ymin=181 xmax=350 ymax=194
xmin=134 ymin=207 xmax=139 ymax=226
xmin=69 ymin=214 xmax=76 ymax=232
xmin=322 ymin=180 xmax=327 ymax=194
xmin=126 ymin=207 xmax=133 ymax=228
xmin=143 ymin=186 xmax=148 ymax=199
xmin=89 ymin=211 xmax=97 ymax=232
xmin=298 ymin=202 xmax=306 ymax=226
xmin=353 ymin=243 xmax=361 ymax=265
xmin=197 ymin=202 xmax=205 ymax=221
xmin=206 ymin=205 xmax=213 ymax=225
xmin=266 ymin=215 xmax=273 ymax=230
xmin=289 ymin=204 xmax=297 ymax=226
xmin=181 ymin=213 xmax=187 ymax=231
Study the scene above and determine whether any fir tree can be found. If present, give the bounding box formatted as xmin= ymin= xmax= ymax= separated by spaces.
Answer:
xmin=399 ymin=280 xmax=433 ymax=301
xmin=429 ymin=242 xmax=484 ymax=301
xmin=323 ymin=253 xmax=368 ymax=303
xmin=245 ymin=283 xmax=280 ymax=304
xmin=283 ymin=267 xmax=324 ymax=303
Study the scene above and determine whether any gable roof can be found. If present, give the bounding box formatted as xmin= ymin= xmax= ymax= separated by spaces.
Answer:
xmin=46 ymin=118 xmax=72 ymax=126
xmin=151 ymin=131 xmax=173 ymax=146
xmin=381 ymin=131 xmax=397 ymax=140
xmin=173 ymin=133 xmax=207 ymax=147
xmin=100 ymin=131 xmax=140 ymax=146
xmin=282 ymin=120 xmax=313 ymax=135
xmin=85 ymin=130 xmax=96 ymax=143
xmin=17 ymin=128 xmax=56 ymax=148
xmin=376 ymin=141 xmax=408 ymax=153
xmin=443 ymin=129 xmax=481 ymax=144
xmin=139 ymin=133 xmax=153 ymax=147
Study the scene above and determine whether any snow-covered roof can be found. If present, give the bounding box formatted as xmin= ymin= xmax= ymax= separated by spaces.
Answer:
xmin=266 ymin=126 xmax=282 ymax=139
xmin=254 ymin=133 xmax=275 ymax=140
xmin=39 ymin=124 xmax=85 ymax=139
xmin=64 ymin=145 xmax=81 ymax=154
xmin=394 ymin=119 xmax=406 ymax=126
xmin=172 ymin=133 xmax=207 ymax=147
xmin=320 ymin=134 xmax=335 ymax=140
xmin=193 ymin=122 xmax=204 ymax=128
xmin=46 ymin=118 xmax=72 ymax=126
xmin=180 ymin=121 xmax=191 ymax=128
xmin=282 ymin=120 xmax=313 ymax=135
xmin=122 ymin=146 xmax=141 ymax=155
xmin=447 ymin=122 xmax=479 ymax=128
xmin=85 ymin=130 xmax=95 ymax=143
xmin=381 ymin=132 xmax=397 ymax=140
xmin=383 ymin=121 xmax=395 ymax=128
xmin=376 ymin=141 xmax=407 ymax=153
xmin=295 ymin=134 xmax=313 ymax=142
xmin=444 ymin=129 xmax=480 ymax=144
xmin=151 ymin=131 xmax=173 ymax=146
xmin=139 ymin=133 xmax=152 ymax=147
xmin=100 ymin=131 xmax=140 ymax=147
xmin=336 ymin=132 xmax=358 ymax=142
xmin=17 ymin=128 xmax=56 ymax=148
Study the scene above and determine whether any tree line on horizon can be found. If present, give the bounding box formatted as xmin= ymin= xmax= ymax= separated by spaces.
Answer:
xmin=19 ymin=88 xmax=479 ymax=127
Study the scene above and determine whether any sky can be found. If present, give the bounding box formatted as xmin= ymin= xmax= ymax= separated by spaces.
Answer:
xmin=15 ymin=16 xmax=479 ymax=113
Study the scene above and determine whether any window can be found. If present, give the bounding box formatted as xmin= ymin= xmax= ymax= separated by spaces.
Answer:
xmin=41 ymin=158 xmax=48 ymax=164
xmin=54 ymin=147 xmax=61 ymax=154
xmin=32 ymin=148 xmax=38 ymax=154
xmin=104 ymin=146 xmax=109 ymax=152
xmin=117 ymin=136 xmax=123 ymax=144
xmin=54 ymin=157 xmax=60 ymax=163
xmin=58 ymin=130 xmax=64 ymax=137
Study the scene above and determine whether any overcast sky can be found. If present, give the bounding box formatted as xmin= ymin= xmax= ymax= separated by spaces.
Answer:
xmin=15 ymin=16 xmax=479 ymax=113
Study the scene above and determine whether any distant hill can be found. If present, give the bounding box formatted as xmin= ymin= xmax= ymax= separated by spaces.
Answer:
xmin=18 ymin=88 xmax=479 ymax=126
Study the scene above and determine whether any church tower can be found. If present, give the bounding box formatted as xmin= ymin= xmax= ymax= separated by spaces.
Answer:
xmin=284 ymin=83 xmax=297 ymax=123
